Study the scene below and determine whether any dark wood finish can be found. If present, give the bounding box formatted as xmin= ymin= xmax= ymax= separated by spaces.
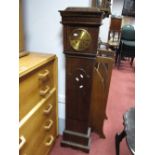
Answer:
xmin=59 ymin=7 xmax=104 ymax=152
xmin=115 ymin=107 xmax=135 ymax=155
xmin=115 ymin=130 xmax=126 ymax=155
xmin=109 ymin=16 xmax=122 ymax=32
xmin=60 ymin=7 xmax=104 ymax=57
xmin=66 ymin=56 xmax=95 ymax=133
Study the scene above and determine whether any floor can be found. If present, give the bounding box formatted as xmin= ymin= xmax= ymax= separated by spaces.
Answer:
xmin=50 ymin=60 xmax=135 ymax=155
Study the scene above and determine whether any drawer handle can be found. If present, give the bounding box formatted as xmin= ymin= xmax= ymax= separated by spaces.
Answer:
xmin=19 ymin=136 xmax=26 ymax=150
xmin=40 ymin=85 xmax=50 ymax=96
xmin=38 ymin=69 xmax=49 ymax=80
xmin=44 ymin=104 xmax=53 ymax=114
xmin=44 ymin=119 xmax=53 ymax=130
xmin=45 ymin=135 xmax=54 ymax=146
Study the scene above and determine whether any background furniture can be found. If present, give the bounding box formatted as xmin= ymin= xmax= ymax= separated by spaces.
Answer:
xmin=89 ymin=50 xmax=114 ymax=138
xmin=98 ymin=15 xmax=122 ymax=63
xmin=116 ymin=24 xmax=135 ymax=67
xmin=92 ymin=0 xmax=111 ymax=17
xmin=19 ymin=0 xmax=29 ymax=57
xmin=122 ymin=0 xmax=135 ymax=17
xmin=59 ymin=7 xmax=104 ymax=152
xmin=115 ymin=107 xmax=135 ymax=155
xmin=108 ymin=15 xmax=122 ymax=59
xmin=19 ymin=53 xmax=58 ymax=155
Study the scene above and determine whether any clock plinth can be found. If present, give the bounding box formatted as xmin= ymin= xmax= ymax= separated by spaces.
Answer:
xmin=61 ymin=127 xmax=91 ymax=153
xmin=59 ymin=7 xmax=103 ymax=153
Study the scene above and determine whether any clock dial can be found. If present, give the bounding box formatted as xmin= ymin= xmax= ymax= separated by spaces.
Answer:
xmin=69 ymin=28 xmax=92 ymax=51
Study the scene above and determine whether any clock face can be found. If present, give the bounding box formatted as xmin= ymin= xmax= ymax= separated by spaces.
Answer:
xmin=69 ymin=28 xmax=92 ymax=51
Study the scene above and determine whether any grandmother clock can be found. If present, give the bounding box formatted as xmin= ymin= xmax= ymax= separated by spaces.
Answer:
xmin=59 ymin=7 xmax=103 ymax=152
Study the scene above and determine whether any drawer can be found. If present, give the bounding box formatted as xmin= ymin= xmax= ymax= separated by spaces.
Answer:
xmin=19 ymin=61 xmax=55 ymax=120
xmin=19 ymin=91 xmax=57 ymax=155
xmin=34 ymin=125 xmax=57 ymax=155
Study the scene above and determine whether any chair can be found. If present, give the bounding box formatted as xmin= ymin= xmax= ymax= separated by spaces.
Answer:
xmin=108 ymin=15 xmax=122 ymax=50
xmin=98 ymin=15 xmax=122 ymax=62
xmin=116 ymin=24 xmax=135 ymax=68
xmin=115 ymin=107 xmax=135 ymax=155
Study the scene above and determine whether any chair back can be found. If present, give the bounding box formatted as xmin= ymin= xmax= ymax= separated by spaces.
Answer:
xmin=121 ymin=25 xmax=135 ymax=41
xmin=108 ymin=15 xmax=122 ymax=48
xmin=109 ymin=15 xmax=122 ymax=31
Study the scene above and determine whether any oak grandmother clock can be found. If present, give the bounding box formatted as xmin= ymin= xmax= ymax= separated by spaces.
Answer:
xmin=59 ymin=7 xmax=104 ymax=152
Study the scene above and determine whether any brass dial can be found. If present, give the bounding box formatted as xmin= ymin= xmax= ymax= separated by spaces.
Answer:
xmin=69 ymin=28 xmax=92 ymax=51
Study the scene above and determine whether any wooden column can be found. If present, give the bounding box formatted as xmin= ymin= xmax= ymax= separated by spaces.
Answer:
xmin=59 ymin=7 xmax=104 ymax=152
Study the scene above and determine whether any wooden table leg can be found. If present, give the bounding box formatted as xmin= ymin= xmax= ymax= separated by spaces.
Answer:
xmin=115 ymin=130 xmax=126 ymax=155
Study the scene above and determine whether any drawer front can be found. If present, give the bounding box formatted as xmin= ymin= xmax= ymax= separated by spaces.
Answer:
xmin=19 ymin=91 xmax=57 ymax=155
xmin=19 ymin=61 xmax=54 ymax=120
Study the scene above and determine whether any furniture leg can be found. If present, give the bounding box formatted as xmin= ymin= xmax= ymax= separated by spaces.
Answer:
xmin=115 ymin=130 xmax=126 ymax=155
xmin=130 ymin=57 xmax=134 ymax=66
xmin=117 ymin=54 xmax=121 ymax=69
xmin=115 ymin=49 xmax=119 ymax=64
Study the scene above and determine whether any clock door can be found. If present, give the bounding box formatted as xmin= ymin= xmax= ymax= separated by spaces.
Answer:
xmin=64 ymin=26 xmax=100 ymax=56
xmin=69 ymin=28 xmax=92 ymax=51
xmin=65 ymin=56 xmax=95 ymax=133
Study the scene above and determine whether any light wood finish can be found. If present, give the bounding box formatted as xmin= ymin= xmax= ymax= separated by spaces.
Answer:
xmin=19 ymin=53 xmax=56 ymax=120
xmin=19 ymin=52 xmax=56 ymax=78
xmin=19 ymin=51 xmax=29 ymax=58
xmin=89 ymin=52 xmax=114 ymax=138
xmin=19 ymin=53 xmax=58 ymax=155
xmin=19 ymin=91 xmax=56 ymax=155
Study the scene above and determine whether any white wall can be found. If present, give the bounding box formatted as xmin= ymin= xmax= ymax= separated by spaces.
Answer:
xmin=112 ymin=0 xmax=124 ymax=15
xmin=22 ymin=0 xmax=117 ymax=133
xmin=23 ymin=0 xmax=91 ymax=120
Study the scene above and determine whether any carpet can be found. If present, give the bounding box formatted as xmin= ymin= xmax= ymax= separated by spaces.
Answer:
xmin=49 ymin=60 xmax=135 ymax=155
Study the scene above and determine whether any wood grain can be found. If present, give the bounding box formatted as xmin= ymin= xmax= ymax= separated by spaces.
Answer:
xmin=19 ymin=53 xmax=58 ymax=155
xmin=89 ymin=54 xmax=114 ymax=138
xmin=19 ymin=52 xmax=55 ymax=78
xmin=19 ymin=91 xmax=56 ymax=155
xmin=60 ymin=8 xmax=103 ymax=152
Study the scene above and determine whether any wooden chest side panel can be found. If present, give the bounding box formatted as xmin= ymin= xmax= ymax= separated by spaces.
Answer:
xmin=65 ymin=56 xmax=95 ymax=133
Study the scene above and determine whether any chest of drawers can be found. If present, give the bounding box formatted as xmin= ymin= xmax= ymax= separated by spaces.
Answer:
xmin=19 ymin=52 xmax=58 ymax=155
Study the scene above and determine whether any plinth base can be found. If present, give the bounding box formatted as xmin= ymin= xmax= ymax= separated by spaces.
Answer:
xmin=61 ymin=127 xmax=91 ymax=153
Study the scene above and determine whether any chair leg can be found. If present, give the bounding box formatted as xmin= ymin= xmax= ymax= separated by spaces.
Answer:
xmin=130 ymin=57 xmax=134 ymax=66
xmin=115 ymin=50 xmax=119 ymax=64
xmin=115 ymin=130 xmax=126 ymax=155
xmin=117 ymin=54 xmax=121 ymax=69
